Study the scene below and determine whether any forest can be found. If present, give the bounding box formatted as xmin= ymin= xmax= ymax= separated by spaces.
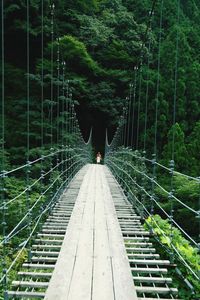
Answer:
xmin=2 ymin=0 xmax=200 ymax=168
xmin=1 ymin=0 xmax=200 ymax=298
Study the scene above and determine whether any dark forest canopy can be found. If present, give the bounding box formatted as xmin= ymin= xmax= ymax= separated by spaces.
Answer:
xmin=1 ymin=1 xmax=200 ymax=297
xmin=2 ymin=0 xmax=200 ymax=170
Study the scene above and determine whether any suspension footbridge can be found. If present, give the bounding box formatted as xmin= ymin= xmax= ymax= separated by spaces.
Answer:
xmin=1 ymin=0 xmax=200 ymax=299
xmin=5 ymin=164 xmax=180 ymax=300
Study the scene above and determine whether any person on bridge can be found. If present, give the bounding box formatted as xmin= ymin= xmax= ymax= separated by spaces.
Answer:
xmin=96 ymin=152 xmax=102 ymax=164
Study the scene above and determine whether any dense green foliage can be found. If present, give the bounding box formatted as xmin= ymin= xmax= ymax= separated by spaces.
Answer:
xmin=1 ymin=0 xmax=200 ymax=297
xmin=2 ymin=0 xmax=200 ymax=162
xmin=106 ymin=148 xmax=200 ymax=298
xmin=145 ymin=215 xmax=200 ymax=299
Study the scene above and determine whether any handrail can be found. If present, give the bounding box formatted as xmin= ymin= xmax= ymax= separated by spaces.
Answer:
xmin=109 ymin=149 xmax=200 ymax=182
xmin=0 ymin=153 xmax=86 ymax=209
xmin=0 ymin=156 xmax=86 ymax=245
xmin=108 ymin=155 xmax=198 ymax=215
xmin=107 ymin=161 xmax=199 ymax=280
xmin=106 ymin=159 xmax=199 ymax=248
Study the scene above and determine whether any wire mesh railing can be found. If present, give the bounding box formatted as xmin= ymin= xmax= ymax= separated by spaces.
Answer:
xmin=105 ymin=147 xmax=200 ymax=296
xmin=0 ymin=140 xmax=92 ymax=288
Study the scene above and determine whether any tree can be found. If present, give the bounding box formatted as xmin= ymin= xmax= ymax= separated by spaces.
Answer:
xmin=161 ymin=123 xmax=189 ymax=171
xmin=187 ymin=121 xmax=200 ymax=175
xmin=58 ymin=35 xmax=103 ymax=76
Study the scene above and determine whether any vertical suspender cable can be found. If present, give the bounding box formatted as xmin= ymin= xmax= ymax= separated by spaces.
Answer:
xmin=57 ymin=38 xmax=60 ymax=146
xmin=143 ymin=3 xmax=156 ymax=153
xmin=172 ymin=0 xmax=180 ymax=160
xmin=72 ymin=100 xmax=75 ymax=136
xmin=131 ymin=66 xmax=138 ymax=149
xmin=116 ymin=126 xmax=120 ymax=150
xmin=50 ymin=3 xmax=55 ymax=148
xmin=1 ymin=1 xmax=8 ymax=298
xmin=169 ymin=0 xmax=180 ymax=262
xmin=56 ymin=38 xmax=60 ymax=190
xmin=151 ymin=0 xmax=163 ymax=216
xmin=65 ymin=80 xmax=69 ymax=145
xmin=124 ymin=97 xmax=128 ymax=147
xmin=154 ymin=0 xmax=163 ymax=157
xmin=68 ymin=91 xmax=72 ymax=179
xmin=127 ymin=83 xmax=133 ymax=148
xmin=62 ymin=61 xmax=65 ymax=143
xmin=120 ymin=110 xmax=123 ymax=147
xmin=121 ymin=112 xmax=124 ymax=149
xmin=129 ymin=0 xmax=157 ymax=150
xmin=71 ymin=95 xmax=75 ymax=178
xmin=66 ymin=80 xmax=69 ymax=140
xmin=26 ymin=0 xmax=32 ymax=262
xmin=64 ymin=79 xmax=68 ymax=181
xmin=143 ymin=27 xmax=152 ymax=153
xmin=136 ymin=60 xmax=143 ymax=149
xmin=40 ymin=0 xmax=44 ymax=200
xmin=41 ymin=0 xmax=44 ymax=149
xmin=127 ymin=87 xmax=132 ymax=147
xmin=142 ymin=15 xmax=153 ymax=218
xmin=1 ymin=1 xmax=4 ymax=162
xmin=69 ymin=92 xmax=72 ymax=137
xmin=27 ymin=0 xmax=30 ymax=160
xmin=61 ymin=61 xmax=65 ymax=177
xmin=66 ymin=80 xmax=69 ymax=181
xmin=50 ymin=3 xmax=55 ymax=204
xmin=198 ymin=179 xmax=200 ymax=248
xmin=134 ymin=0 xmax=157 ymax=150
xmin=138 ymin=0 xmax=157 ymax=61
xmin=119 ymin=116 xmax=123 ymax=147
xmin=122 ymin=107 xmax=126 ymax=147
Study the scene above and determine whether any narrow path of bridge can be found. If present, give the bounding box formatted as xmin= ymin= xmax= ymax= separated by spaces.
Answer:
xmin=7 ymin=164 xmax=179 ymax=299
xmin=44 ymin=164 xmax=137 ymax=300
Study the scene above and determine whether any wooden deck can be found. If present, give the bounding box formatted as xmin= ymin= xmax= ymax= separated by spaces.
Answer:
xmin=44 ymin=164 xmax=137 ymax=300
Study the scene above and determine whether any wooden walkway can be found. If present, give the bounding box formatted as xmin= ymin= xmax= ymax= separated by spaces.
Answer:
xmin=44 ymin=164 xmax=137 ymax=300
xmin=7 ymin=164 xmax=179 ymax=299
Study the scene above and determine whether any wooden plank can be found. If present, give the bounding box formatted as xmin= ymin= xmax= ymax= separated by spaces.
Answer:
xmin=18 ymin=272 xmax=52 ymax=278
xmin=126 ymin=247 xmax=156 ymax=253
xmin=131 ymin=267 xmax=168 ymax=273
xmin=92 ymin=255 xmax=114 ymax=300
xmin=45 ymin=165 xmax=138 ymax=300
xmin=44 ymin=165 xmax=93 ymax=300
xmin=136 ymin=286 xmax=178 ymax=294
xmin=128 ymin=253 xmax=159 ymax=258
xmin=67 ymin=231 xmax=94 ymax=299
xmin=129 ymin=259 xmax=170 ymax=265
xmin=7 ymin=291 xmax=45 ymax=298
xmin=132 ymin=276 xmax=172 ymax=283
xmin=138 ymin=298 xmax=182 ymax=300
xmin=67 ymin=166 xmax=95 ymax=299
xmin=22 ymin=263 xmax=54 ymax=269
xmin=101 ymin=166 xmax=137 ymax=300
xmin=12 ymin=280 xmax=49 ymax=288
xmin=31 ymin=251 xmax=59 ymax=256
xmin=92 ymin=166 xmax=115 ymax=300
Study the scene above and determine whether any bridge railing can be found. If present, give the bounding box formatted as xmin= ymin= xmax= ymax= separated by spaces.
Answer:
xmin=0 ymin=131 xmax=92 ymax=291
xmin=0 ymin=0 xmax=94 ymax=288
xmin=105 ymin=147 xmax=200 ymax=293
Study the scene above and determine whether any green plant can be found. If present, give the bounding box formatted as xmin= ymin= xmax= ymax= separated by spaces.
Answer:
xmin=145 ymin=214 xmax=200 ymax=299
